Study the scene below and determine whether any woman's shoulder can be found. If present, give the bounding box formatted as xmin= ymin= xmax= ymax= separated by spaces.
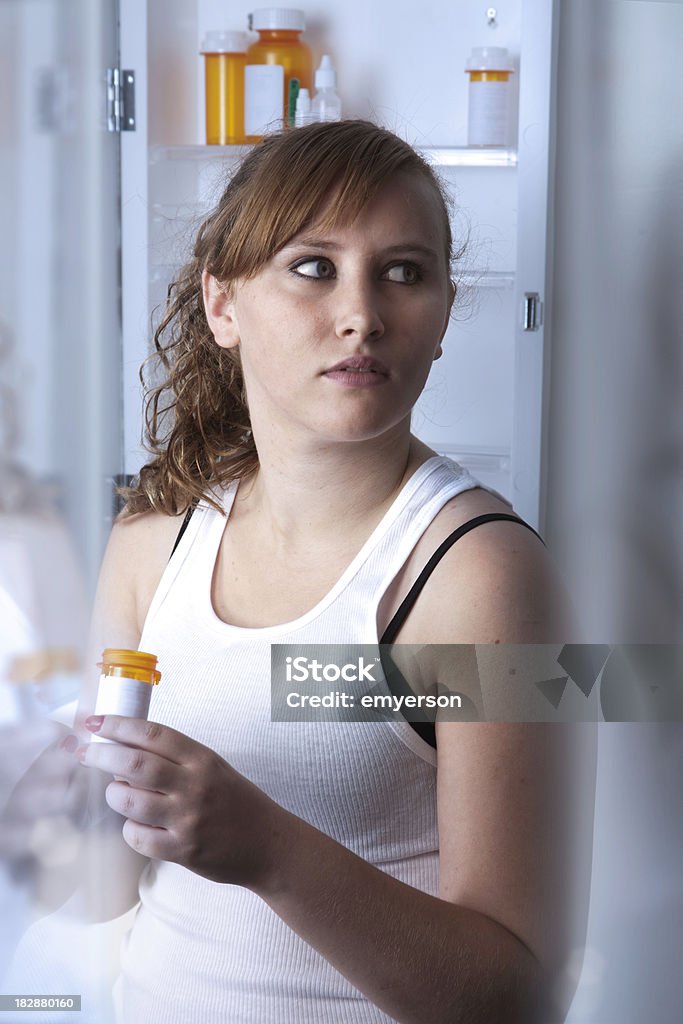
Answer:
xmin=113 ymin=504 xmax=188 ymax=558
xmin=428 ymin=481 xmax=517 ymax=534
xmin=393 ymin=484 xmax=578 ymax=644
xmin=111 ymin=506 xmax=191 ymax=635
xmin=404 ymin=481 xmax=523 ymax=573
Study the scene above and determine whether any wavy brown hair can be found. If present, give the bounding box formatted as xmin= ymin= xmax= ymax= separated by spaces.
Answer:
xmin=116 ymin=119 xmax=461 ymax=520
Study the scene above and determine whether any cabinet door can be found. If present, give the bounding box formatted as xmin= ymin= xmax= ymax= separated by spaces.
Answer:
xmin=512 ymin=0 xmax=558 ymax=528
xmin=119 ymin=0 xmax=151 ymax=482
xmin=120 ymin=0 xmax=556 ymax=530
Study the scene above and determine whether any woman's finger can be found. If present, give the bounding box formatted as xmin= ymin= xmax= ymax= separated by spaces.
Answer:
xmin=78 ymin=741 xmax=174 ymax=793
xmin=121 ymin=817 xmax=175 ymax=862
xmin=84 ymin=715 xmax=200 ymax=764
xmin=104 ymin=780 xmax=170 ymax=827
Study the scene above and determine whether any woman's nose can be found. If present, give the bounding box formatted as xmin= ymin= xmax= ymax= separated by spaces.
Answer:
xmin=333 ymin=277 xmax=385 ymax=342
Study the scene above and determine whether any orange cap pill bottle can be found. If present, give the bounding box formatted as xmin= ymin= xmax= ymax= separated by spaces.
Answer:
xmin=245 ymin=8 xmax=313 ymax=139
xmin=92 ymin=649 xmax=161 ymax=744
xmin=465 ymin=46 xmax=515 ymax=147
xmin=201 ymin=31 xmax=248 ymax=145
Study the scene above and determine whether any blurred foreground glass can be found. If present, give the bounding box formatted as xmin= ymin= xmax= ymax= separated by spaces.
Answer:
xmin=0 ymin=1 xmax=124 ymax=1020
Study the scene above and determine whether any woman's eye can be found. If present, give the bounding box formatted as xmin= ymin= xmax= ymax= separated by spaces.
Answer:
xmin=291 ymin=258 xmax=335 ymax=280
xmin=384 ymin=263 xmax=421 ymax=285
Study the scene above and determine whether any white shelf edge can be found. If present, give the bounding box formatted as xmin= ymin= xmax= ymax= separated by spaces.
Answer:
xmin=149 ymin=144 xmax=518 ymax=168
xmin=434 ymin=444 xmax=512 ymax=474
xmin=420 ymin=148 xmax=518 ymax=168
xmin=149 ymin=145 xmax=251 ymax=164
xmin=458 ymin=272 xmax=515 ymax=290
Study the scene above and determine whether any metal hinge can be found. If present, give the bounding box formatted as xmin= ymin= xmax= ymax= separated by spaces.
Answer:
xmin=107 ymin=68 xmax=136 ymax=132
xmin=523 ymin=292 xmax=543 ymax=331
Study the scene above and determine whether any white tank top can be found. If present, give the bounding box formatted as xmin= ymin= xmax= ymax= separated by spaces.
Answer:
xmin=114 ymin=456 xmax=491 ymax=1023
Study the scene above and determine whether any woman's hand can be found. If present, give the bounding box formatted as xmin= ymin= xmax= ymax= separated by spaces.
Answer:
xmin=0 ymin=722 xmax=88 ymax=865
xmin=0 ymin=721 xmax=93 ymax=916
xmin=76 ymin=715 xmax=286 ymax=890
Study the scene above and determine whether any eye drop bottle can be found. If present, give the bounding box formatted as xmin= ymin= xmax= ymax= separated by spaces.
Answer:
xmin=294 ymin=87 xmax=313 ymax=127
xmin=311 ymin=55 xmax=341 ymax=123
xmin=91 ymin=649 xmax=161 ymax=744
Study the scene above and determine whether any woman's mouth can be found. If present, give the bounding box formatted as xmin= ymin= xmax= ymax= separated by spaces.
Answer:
xmin=323 ymin=366 xmax=389 ymax=388
xmin=322 ymin=355 xmax=390 ymax=387
xmin=324 ymin=356 xmax=389 ymax=374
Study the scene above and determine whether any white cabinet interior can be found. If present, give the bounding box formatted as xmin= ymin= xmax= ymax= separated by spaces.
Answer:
xmin=121 ymin=0 xmax=555 ymax=527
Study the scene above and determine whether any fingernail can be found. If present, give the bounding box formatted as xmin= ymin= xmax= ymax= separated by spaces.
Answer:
xmin=74 ymin=745 xmax=88 ymax=762
xmin=60 ymin=734 xmax=79 ymax=753
xmin=85 ymin=715 xmax=104 ymax=733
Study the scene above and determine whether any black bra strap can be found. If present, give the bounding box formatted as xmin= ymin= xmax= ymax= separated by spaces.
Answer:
xmin=380 ymin=513 xmax=545 ymax=646
xmin=169 ymin=502 xmax=198 ymax=561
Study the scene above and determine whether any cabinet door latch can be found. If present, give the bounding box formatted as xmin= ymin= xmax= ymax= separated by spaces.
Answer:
xmin=523 ymin=292 xmax=543 ymax=331
xmin=107 ymin=69 xmax=136 ymax=132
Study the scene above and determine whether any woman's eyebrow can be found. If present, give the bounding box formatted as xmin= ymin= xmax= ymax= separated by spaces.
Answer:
xmin=382 ymin=244 xmax=439 ymax=262
xmin=280 ymin=236 xmax=337 ymax=251
xmin=281 ymin=237 xmax=439 ymax=261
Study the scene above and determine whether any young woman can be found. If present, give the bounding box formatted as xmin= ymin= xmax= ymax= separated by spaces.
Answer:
xmin=76 ymin=120 xmax=595 ymax=1023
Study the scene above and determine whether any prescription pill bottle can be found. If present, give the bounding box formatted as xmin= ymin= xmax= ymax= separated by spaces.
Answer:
xmin=465 ymin=46 xmax=515 ymax=147
xmin=92 ymin=648 xmax=161 ymax=744
xmin=245 ymin=8 xmax=313 ymax=138
xmin=201 ymin=30 xmax=248 ymax=145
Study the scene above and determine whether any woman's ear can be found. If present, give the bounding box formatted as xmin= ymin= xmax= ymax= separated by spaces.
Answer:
xmin=202 ymin=270 xmax=240 ymax=349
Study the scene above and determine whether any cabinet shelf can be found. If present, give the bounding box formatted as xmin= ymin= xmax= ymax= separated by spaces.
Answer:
xmin=459 ymin=272 xmax=515 ymax=290
xmin=433 ymin=445 xmax=511 ymax=475
xmin=149 ymin=144 xmax=518 ymax=168
xmin=149 ymin=145 xmax=252 ymax=164
xmin=422 ymin=148 xmax=518 ymax=168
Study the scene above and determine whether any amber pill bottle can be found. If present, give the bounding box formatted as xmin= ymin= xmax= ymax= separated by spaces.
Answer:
xmin=201 ymin=30 xmax=248 ymax=144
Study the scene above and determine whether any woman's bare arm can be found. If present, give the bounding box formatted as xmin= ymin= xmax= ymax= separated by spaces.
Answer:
xmin=247 ymin=522 xmax=595 ymax=1023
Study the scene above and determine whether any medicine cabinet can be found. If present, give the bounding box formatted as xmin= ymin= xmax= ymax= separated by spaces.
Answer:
xmin=119 ymin=0 xmax=558 ymax=528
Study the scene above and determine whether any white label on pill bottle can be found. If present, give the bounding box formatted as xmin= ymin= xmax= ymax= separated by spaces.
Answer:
xmin=244 ymin=64 xmax=284 ymax=137
xmin=468 ymin=80 xmax=510 ymax=147
xmin=91 ymin=673 xmax=153 ymax=743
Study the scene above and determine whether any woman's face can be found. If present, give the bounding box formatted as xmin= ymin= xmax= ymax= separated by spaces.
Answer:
xmin=204 ymin=170 xmax=455 ymax=449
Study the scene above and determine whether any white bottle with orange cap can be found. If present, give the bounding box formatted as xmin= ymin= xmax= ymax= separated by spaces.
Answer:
xmin=91 ymin=648 xmax=161 ymax=744
xmin=465 ymin=46 xmax=515 ymax=147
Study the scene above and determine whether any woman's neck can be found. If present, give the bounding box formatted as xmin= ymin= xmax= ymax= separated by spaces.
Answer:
xmin=234 ymin=431 xmax=436 ymax=552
